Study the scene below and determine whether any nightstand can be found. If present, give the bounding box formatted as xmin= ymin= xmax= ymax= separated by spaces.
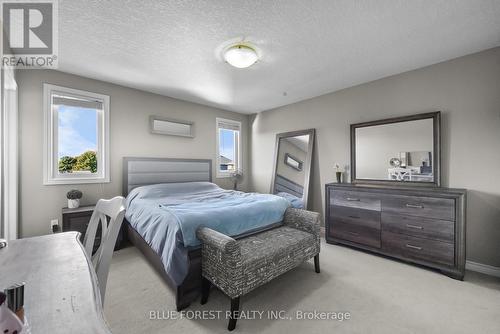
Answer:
xmin=62 ymin=205 xmax=123 ymax=252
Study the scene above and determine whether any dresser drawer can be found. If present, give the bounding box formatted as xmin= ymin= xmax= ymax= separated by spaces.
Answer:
xmin=330 ymin=221 xmax=381 ymax=248
xmin=382 ymin=195 xmax=455 ymax=221
xmin=382 ymin=213 xmax=454 ymax=243
xmin=382 ymin=231 xmax=454 ymax=266
xmin=331 ymin=205 xmax=381 ymax=230
xmin=331 ymin=190 xmax=381 ymax=211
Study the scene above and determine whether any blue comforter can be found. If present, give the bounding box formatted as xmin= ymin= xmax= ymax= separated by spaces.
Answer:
xmin=275 ymin=192 xmax=304 ymax=209
xmin=125 ymin=182 xmax=290 ymax=285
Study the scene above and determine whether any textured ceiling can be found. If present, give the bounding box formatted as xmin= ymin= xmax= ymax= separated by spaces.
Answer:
xmin=59 ymin=1 xmax=500 ymax=114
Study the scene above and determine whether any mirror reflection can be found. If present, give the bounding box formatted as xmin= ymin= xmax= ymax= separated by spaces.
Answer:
xmin=272 ymin=130 xmax=314 ymax=209
xmin=355 ymin=118 xmax=434 ymax=183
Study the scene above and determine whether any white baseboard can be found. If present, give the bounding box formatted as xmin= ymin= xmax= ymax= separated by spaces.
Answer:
xmin=466 ymin=261 xmax=500 ymax=278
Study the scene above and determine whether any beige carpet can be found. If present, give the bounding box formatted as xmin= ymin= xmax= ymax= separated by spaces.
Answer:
xmin=104 ymin=241 xmax=500 ymax=334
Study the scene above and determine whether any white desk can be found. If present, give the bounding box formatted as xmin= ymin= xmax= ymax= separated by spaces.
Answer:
xmin=0 ymin=232 xmax=111 ymax=333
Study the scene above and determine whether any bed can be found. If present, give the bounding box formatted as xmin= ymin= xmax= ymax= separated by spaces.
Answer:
xmin=122 ymin=157 xmax=290 ymax=310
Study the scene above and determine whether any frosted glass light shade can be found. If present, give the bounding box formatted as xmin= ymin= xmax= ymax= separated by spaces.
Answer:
xmin=224 ymin=45 xmax=258 ymax=68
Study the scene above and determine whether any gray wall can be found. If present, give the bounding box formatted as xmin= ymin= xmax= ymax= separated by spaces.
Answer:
xmin=249 ymin=47 xmax=500 ymax=267
xmin=18 ymin=70 xmax=249 ymax=237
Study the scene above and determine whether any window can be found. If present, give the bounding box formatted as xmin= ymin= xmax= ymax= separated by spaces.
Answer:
xmin=43 ymin=84 xmax=109 ymax=184
xmin=216 ymin=118 xmax=241 ymax=178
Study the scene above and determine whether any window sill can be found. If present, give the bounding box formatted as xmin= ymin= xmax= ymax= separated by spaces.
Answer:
xmin=216 ymin=173 xmax=232 ymax=179
xmin=43 ymin=176 xmax=110 ymax=185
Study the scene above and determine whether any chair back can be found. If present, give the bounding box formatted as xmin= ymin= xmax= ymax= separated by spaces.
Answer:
xmin=83 ymin=196 xmax=126 ymax=303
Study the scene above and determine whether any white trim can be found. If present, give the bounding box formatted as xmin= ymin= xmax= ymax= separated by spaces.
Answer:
xmin=43 ymin=84 xmax=110 ymax=185
xmin=1 ymin=68 xmax=18 ymax=240
xmin=466 ymin=261 xmax=500 ymax=278
xmin=215 ymin=117 xmax=242 ymax=178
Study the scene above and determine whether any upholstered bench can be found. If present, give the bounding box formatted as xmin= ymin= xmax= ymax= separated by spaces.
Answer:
xmin=196 ymin=207 xmax=321 ymax=331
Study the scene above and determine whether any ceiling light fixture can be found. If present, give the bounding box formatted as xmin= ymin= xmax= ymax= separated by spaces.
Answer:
xmin=223 ymin=44 xmax=259 ymax=69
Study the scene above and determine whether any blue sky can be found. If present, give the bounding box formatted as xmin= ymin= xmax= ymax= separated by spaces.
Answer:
xmin=219 ymin=129 xmax=235 ymax=161
xmin=58 ymin=106 xmax=97 ymax=158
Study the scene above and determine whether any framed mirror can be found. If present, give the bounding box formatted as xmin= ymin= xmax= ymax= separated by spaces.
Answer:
xmin=351 ymin=111 xmax=441 ymax=186
xmin=271 ymin=129 xmax=315 ymax=209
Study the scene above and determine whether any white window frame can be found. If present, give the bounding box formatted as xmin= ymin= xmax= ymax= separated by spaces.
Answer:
xmin=216 ymin=117 xmax=242 ymax=178
xmin=1 ymin=67 xmax=18 ymax=240
xmin=43 ymin=84 xmax=110 ymax=185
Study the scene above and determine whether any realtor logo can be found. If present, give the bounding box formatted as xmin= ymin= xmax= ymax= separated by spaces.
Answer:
xmin=1 ymin=0 xmax=58 ymax=68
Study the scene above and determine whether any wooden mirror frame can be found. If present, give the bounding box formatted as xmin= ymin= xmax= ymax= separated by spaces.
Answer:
xmin=270 ymin=129 xmax=315 ymax=209
xmin=351 ymin=111 xmax=441 ymax=187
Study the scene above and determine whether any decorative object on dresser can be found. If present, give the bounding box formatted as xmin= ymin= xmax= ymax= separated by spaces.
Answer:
xmin=66 ymin=189 xmax=83 ymax=209
xmin=334 ymin=163 xmax=344 ymax=183
xmin=325 ymin=183 xmax=466 ymax=280
xmin=62 ymin=205 xmax=123 ymax=253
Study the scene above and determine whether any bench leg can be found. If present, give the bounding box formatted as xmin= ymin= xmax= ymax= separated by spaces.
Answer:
xmin=314 ymin=254 xmax=320 ymax=273
xmin=201 ymin=277 xmax=211 ymax=305
xmin=228 ymin=297 xmax=240 ymax=331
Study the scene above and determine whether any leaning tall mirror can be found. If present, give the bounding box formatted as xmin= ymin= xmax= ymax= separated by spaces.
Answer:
xmin=351 ymin=111 xmax=441 ymax=186
xmin=271 ymin=129 xmax=315 ymax=209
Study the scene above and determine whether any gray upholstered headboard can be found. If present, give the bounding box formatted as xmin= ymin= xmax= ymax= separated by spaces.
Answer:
xmin=122 ymin=157 xmax=212 ymax=196
xmin=273 ymin=174 xmax=304 ymax=199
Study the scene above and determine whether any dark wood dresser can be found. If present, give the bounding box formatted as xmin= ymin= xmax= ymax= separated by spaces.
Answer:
xmin=325 ymin=183 xmax=466 ymax=279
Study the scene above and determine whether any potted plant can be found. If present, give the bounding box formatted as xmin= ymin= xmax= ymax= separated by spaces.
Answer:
xmin=334 ymin=163 xmax=344 ymax=183
xmin=66 ymin=189 xmax=83 ymax=209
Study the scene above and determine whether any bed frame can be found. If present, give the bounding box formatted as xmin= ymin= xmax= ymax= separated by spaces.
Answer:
xmin=122 ymin=157 xmax=211 ymax=310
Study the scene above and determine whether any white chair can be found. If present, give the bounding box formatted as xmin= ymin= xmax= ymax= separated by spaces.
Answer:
xmin=83 ymin=196 xmax=126 ymax=304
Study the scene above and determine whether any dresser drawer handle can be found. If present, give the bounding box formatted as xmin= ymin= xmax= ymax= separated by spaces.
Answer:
xmin=346 ymin=197 xmax=360 ymax=202
xmin=406 ymin=224 xmax=423 ymax=230
xmin=406 ymin=204 xmax=424 ymax=209
xmin=348 ymin=215 xmax=361 ymax=219
xmin=346 ymin=231 xmax=359 ymax=236
xmin=406 ymin=244 xmax=422 ymax=250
